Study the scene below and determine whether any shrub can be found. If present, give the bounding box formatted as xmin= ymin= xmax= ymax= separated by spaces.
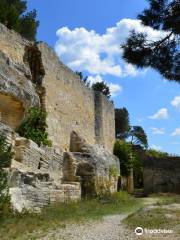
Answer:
xmin=146 ymin=149 xmax=169 ymax=158
xmin=18 ymin=107 xmax=52 ymax=147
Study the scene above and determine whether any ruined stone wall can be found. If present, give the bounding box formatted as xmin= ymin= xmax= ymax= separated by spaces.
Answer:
xmin=0 ymin=23 xmax=115 ymax=153
xmin=38 ymin=43 xmax=96 ymax=152
xmin=94 ymin=92 xmax=115 ymax=152
xmin=38 ymin=43 xmax=115 ymax=153
xmin=144 ymin=157 xmax=180 ymax=194
xmin=101 ymin=95 xmax=115 ymax=152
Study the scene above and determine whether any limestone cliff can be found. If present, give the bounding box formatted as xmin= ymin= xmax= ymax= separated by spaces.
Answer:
xmin=0 ymin=23 xmax=120 ymax=211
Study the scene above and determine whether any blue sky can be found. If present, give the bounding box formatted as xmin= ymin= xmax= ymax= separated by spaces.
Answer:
xmin=26 ymin=0 xmax=180 ymax=155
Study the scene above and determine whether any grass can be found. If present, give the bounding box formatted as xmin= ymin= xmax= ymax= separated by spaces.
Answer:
xmin=152 ymin=193 xmax=180 ymax=206
xmin=0 ymin=191 xmax=142 ymax=240
xmin=124 ymin=207 xmax=180 ymax=229
xmin=123 ymin=194 xmax=180 ymax=239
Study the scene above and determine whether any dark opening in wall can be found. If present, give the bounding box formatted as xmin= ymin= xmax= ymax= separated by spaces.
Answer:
xmin=24 ymin=44 xmax=45 ymax=86
xmin=24 ymin=44 xmax=46 ymax=110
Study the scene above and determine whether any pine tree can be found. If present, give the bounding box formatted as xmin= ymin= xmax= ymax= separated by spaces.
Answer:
xmin=122 ymin=0 xmax=180 ymax=83
xmin=92 ymin=81 xmax=111 ymax=98
xmin=0 ymin=0 xmax=39 ymax=41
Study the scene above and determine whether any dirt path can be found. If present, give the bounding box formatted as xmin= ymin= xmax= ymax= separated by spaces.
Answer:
xmin=35 ymin=198 xmax=179 ymax=240
xmin=37 ymin=198 xmax=158 ymax=240
xmin=40 ymin=213 xmax=136 ymax=240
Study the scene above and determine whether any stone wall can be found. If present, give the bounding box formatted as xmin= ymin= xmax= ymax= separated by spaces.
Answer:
xmin=38 ymin=43 xmax=96 ymax=152
xmin=0 ymin=24 xmax=119 ymax=211
xmin=144 ymin=157 xmax=180 ymax=194
xmin=0 ymin=23 xmax=115 ymax=153
xmin=38 ymin=42 xmax=115 ymax=153
xmin=101 ymin=95 xmax=115 ymax=152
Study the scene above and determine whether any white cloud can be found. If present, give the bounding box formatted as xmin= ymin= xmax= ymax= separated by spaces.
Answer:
xmin=87 ymin=75 xmax=122 ymax=97
xmin=55 ymin=18 xmax=166 ymax=77
xmin=149 ymin=108 xmax=169 ymax=120
xmin=151 ymin=127 xmax=165 ymax=135
xmin=171 ymin=128 xmax=180 ymax=137
xmin=171 ymin=96 xmax=180 ymax=110
xmin=150 ymin=145 xmax=162 ymax=151
xmin=109 ymin=83 xmax=122 ymax=96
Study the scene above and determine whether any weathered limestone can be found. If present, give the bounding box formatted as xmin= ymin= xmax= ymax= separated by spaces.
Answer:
xmin=9 ymin=168 xmax=81 ymax=212
xmin=0 ymin=29 xmax=40 ymax=130
xmin=64 ymin=132 xmax=120 ymax=196
xmin=38 ymin=42 xmax=115 ymax=153
xmin=0 ymin=23 xmax=120 ymax=211
xmin=5 ymin=130 xmax=119 ymax=211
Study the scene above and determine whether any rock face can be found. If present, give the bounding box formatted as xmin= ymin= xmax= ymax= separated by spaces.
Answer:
xmin=0 ymin=26 xmax=40 ymax=130
xmin=64 ymin=132 xmax=120 ymax=196
xmin=0 ymin=23 xmax=120 ymax=211
xmin=6 ymin=131 xmax=119 ymax=211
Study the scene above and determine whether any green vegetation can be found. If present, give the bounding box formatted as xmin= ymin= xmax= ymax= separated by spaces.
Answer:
xmin=92 ymin=81 xmax=111 ymax=99
xmin=146 ymin=148 xmax=169 ymax=158
xmin=115 ymin=108 xmax=130 ymax=139
xmin=114 ymin=140 xmax=134 ymax=176
xmin=113 ymin=140 xmax=145 ymax=188
xmin=122 ymin=0 xmax=179 ymax=82
xmin=115 ymin=108 xmax=148 ymax=148
xmin=152 ymin=193 xmax=180 ymax=206
xmin=0 ymin=0 xmax=39 ymax=41
xmin=124 ymin=207 xmax=180 ymax=230
xmin=17 ymin=107 xmax=52 ymax=147
xmin=0 ymin=191 xmax=142 ymax=240
xmin=124 ymin=194 xmax=180 ymax=236
xmin=128 ymin=126 xmax=148 ymax=149
xmin=109 ymin=166 xmax=119 ymax=178
xmin=0 ymin=135 xmax=12 ymax=217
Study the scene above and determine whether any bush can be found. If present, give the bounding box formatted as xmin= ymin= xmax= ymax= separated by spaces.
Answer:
xmin=18 ymin=107 xmax=52 ymax=147
xmin=146 ymin=149 xmax=169 ymax=158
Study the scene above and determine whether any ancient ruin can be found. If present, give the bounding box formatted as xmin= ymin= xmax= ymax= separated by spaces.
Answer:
xmin=0 ymin=23 xmax=120 ymax=211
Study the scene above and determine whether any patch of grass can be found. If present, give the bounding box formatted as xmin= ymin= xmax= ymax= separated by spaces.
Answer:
xmin=153 ymin=194 xmax=180 ymax=206
xmin=0 ymin=191 xmax=143 ymax=240
xmin=123 ymin=206 xmax=180 ymax=237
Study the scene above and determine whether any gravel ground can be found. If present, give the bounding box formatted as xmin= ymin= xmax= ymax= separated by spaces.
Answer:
xmin=40 ymin=214 xmax=137 ymax=240
xmin=33 ymin=199 xmax=180 ymax=240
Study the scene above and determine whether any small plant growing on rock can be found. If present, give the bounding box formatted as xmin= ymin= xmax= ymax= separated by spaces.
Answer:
xmin=109 ymin=166 xmax=118 ymax=178
xmin=18 ymin=107 xmax=52 ymax=147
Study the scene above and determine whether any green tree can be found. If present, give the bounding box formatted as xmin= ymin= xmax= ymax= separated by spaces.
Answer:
xmin=113 ymin=140 xmax=134 ymax=177
xmin=127 ymin=126 xmax=148 ymax=149
xmin=0 ymin=0 xmax=39 ymax=41
xmin=122 ymin=0 xmax=180 ymax=83
xmin=92 ymin=81 xmax=111 ymax=99
xmin=17 ymin=107 xmax=52 ymax=147
xmin=115 ymin=108 xmax=130 ymax=139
